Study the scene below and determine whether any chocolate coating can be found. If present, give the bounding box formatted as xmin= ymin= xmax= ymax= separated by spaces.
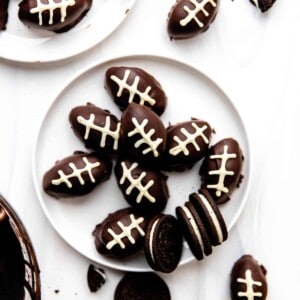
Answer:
xmin=115 ymin=159 xmax=169 ymax=215
xmin=231 ymin=255 xmax=268 ymax=300
xmin=105 ymin=66 xmax=167 ymax=116
xmin=0 ymin=0 xmax=9 ymax=30
xmin=18 ymin=0 xmax=92 ymax=33
xmin=200 ymin=137 xmax=244 ymax=204
xmin=119 ymin=103 xmax=167 ymax=166
xmin=167 ymin=0 xmax=219 ymax=40
xmin=93 ymin=208 xmax=149 ymax=258
xmin=43 ymin=151 xmax=112 ymax=198
xmin=69 ymin=103 xmax=120 ymax=156
xmin=250 ymin=0 xmax=276 ymax=12
xmin=163 ymin=118 xmax=212 ymax=171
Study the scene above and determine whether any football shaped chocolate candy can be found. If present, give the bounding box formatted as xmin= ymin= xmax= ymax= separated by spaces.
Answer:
xmin=18 ymin=0 xmax=92 ymax=33
xmin=69 ymin=103 xmax=120 ymax=156
xmin=115 ymin=159 xmax=169 ymax=215
xmin=43 ymin=151 xmax=112 ymax=198
xmin=163 ymin=118 xmax=212 ymax=171
xmin=249 ymin=0 xmax=276 ymax=13
xmin=105 ymin=66 xmax=167 ymax=116
xmin=231 ymin=255 xmax=268 ymax=300
xmin=119 ymin=103 xmax=167 ymax=166
xmin=92 ymin=208 xmax=149 ymax=258
xmin=167 ymin=0 xmax=219 ymax=40
xmin=200 ymin=138 xmax=244 ymax=204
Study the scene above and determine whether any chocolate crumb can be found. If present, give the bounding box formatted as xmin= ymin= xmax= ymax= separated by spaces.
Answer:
xmin=87 ymin=264 xmax=106 ymax=292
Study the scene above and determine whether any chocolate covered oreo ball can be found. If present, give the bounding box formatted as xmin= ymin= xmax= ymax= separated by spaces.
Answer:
xmin=119 ymin=103 xmax=167 ymax=166
xmin=163 ymin=118 xmax=212 ymax=171
xmin=250 ymin=0 xmax=276 ymax=12
xmin=105 ymin=66 xmax=167 ymax=116
xmin=69 ymin=103 xmax=120 ymax=156
xmin=43 ymin=151 xmax=112 ymax=198
xmin=115 ymin=159 xmax=169 ymax=215
xmin=167 ymin=0 xmax=219 ymax=40
xmin=231 ymin=255 xmax=268 ymax=300
xmin=93 ymin=208 xmax=149 ymax=258
xmin=200 ymin=138 xmax=244 ymax=204
xmin=18 ymin=0 xmax=92 ymax=33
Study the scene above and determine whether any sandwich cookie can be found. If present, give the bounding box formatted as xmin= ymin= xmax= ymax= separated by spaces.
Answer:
xmin=144 ymin=214 xmax=183 ymax=273
xmin=114 ymin=272 xmax=171 ymax=300
xmin=189 ymin=189 xmax=228 ymax=246
xmin=176 ymin=201 xmax=212 ymax=260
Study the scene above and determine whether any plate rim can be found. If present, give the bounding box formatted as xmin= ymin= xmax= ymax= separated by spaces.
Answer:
xmin=32 ymin=53 xmax=252 ymax=271
xmin=0 ymin=0 xmax=136 ymax=63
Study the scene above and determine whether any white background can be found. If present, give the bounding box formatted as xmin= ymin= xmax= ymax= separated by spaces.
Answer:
xmin=1 ymin=0 xmax=299 ymax=298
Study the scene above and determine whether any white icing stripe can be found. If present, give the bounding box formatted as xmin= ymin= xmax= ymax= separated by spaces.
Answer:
xmin=149 ymin=218 xmax=160 ymax=264
xmin=207 ymin=145 xmax=237 ymax=197
xmin=128 ymin=117 xmax=163 ymax=157
xmin=198 ymin=193 xmax=223 ymax=243
xmin=110 ymin=70 xmax=156 ymax=106
xmin=252 ymin=0 xmax=259 ymax=8
xmin=30 ymin=0 xmax=76 ymax=26
xmin=237 ymin=269 xmax=263 ymax=299
xmin=182 ymin=205 xmax=205 ymax=253
xmin=180 ymin=0 xmax=217 ymax=28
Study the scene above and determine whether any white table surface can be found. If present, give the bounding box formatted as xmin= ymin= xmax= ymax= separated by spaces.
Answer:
xmin=1 ymin=0 xmax=299 ymax=299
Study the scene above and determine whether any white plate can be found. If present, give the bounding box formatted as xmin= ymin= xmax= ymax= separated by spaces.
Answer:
xmin=32 ymin=54 xmax=251 ymax=271
xmin=0 ymin=0 xmax=135 ymax=63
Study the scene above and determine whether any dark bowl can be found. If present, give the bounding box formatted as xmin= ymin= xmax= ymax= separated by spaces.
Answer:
xmin=0 ymin=194 xmax=41 ymax=300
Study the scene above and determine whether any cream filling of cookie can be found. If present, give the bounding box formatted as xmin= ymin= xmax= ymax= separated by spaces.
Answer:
xmin=149 ymin=218 xmax=160 ymax=264
xmin=198 ymin=193 xmax=224 ymax=243
xmin=182 ymin=206 xmax=205 ymax=254
xmin=252 ymin=0 xmax=259 ymax=8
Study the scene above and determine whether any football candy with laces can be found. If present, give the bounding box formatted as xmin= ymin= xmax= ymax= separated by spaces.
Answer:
xmin=163 ymin=118 xmax=213 ymax=171
xmin=18 ymin=0 xmax=92 ymax=33
xmin=167 ymin=0 xmax=219 ymax=40
xmin=105 ymin=66 xmax=167 ymax=116
xmin=69 ymin=103 xmax=120 ymax=156
xmin=230 ymin=255 xmax=268 ymax=300
xmin=200 ymin=137 xmax=244 ymax=204
xmin=92 ymin=208 xmax=149 ymax=258
xmin=43 ymin=151 xmax=112 ymax=198
xmin=115 ymin=159 xmax=169 ymax=215
xmin=119 ymin=103 xmax=167 ymax=166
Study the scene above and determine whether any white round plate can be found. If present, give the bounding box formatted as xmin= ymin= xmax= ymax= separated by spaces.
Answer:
xmin=0 ymin=0 xmax=135 ymax=63
xmin=32 ymin=54 xmax=251 ymax=271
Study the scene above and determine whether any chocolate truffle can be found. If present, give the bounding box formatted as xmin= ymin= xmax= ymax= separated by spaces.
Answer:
xmin=69 ymin=103 xmax=120 ymax=156
xmin=200 ymin=137 xmax=244 ymax=204
xmin=163 ymin=118 xmax=212 ymax=171
xmin=250 ymin=0 xmax=276 ymax=13
xmin=115 ymin=159 xmax=169 ymax=215
xmin=105 ymin=66 xmax=167 ymax=116
xmin=119 ymin=103 xmax=167 ymax=166
xmin=231 ymin=255 xmax=268 ymax=300
xmin=167 ymin=0 xmax=219 ymax=40
xmin=18 ymin=0 xmax=92 ymax=33
xmin=93 ymin=208 xmax=149 ymax=258
xmin=0 ymin=0 xmax=9 ymax=30
xmin=43 ymin=151 xmax=112 ymax=198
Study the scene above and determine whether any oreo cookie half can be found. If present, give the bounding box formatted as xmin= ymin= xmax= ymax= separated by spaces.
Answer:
xmin=144 ymin=214 xmax=183 ymax=273
xmin=114 ymin=272 xmax=171 ymax=300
